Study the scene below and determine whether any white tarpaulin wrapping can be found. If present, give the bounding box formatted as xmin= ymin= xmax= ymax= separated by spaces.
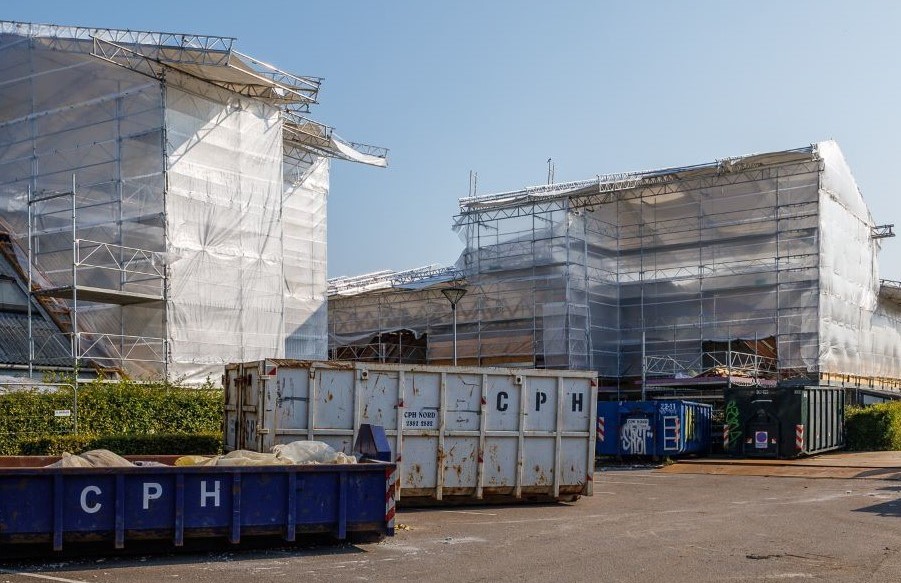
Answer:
xmin=817 ymin=141 xmax=901 ymax=378
xmin=0 ymin=25 xmax=341 ymax=382
xmin=166 ymin=87 xmax=285 ymax=380
xmin=330 ymin=141 xmax=901 ymax=384
xmin=282 ymin=157 xmax=329 ymax=359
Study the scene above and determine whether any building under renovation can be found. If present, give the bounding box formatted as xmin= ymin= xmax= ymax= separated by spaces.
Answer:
xmin=0 ymin=21 xmax=386 ymax=382
xmin=329 ymin=141 xmax=901 ymax=397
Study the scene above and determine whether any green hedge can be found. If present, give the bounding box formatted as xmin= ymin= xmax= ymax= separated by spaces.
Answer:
xmin=0 ymin=379 xmax=223 ymax=455
xmin=845 ymin=402 xmax=901 ymax=451
xmin=17 ymin=433 xmax=223 ymax=456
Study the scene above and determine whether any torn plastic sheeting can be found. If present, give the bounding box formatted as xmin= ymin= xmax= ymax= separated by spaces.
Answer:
xmin=329 ymin=136 xmax=387 ymax=168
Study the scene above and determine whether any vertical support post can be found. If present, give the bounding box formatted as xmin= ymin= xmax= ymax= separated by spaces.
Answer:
xmin=727 ymin=336 xmax=732 ymax=389
xmin=641 ymin=330 xmax=647 ymax=401
xmin=452 ymin=303 xmax=458 ymax=366
xmin=174 ymin=473 xmax=184 ymax=546
xmin=71 ymin=175 xmax=78 ymax=383
xmin=53 ymin=473 xmax=64 ymax=551
xmin=27 ymin=185 xmax=34 ymax=378
xmin=515 ymin=374 xmax=526 ymax=499
xmin=286 ymin=472 xmax=297 ymax=542
xmin=436 ymin=371 xmax=447 ymax=501
xmin=552 ymin=375 xmax=564 ymax=498
xmin=230 ymin=473 xmax=242 ymax=544
xmin=336 ymin=472 xmax=348 ymax=540
xmin=394 ymin=370 xmax=405 ymax=501
xmin=475 ymin=373 xmax=488 ymax=500
xmin=114 ymin=474 xmax=125 ymax=549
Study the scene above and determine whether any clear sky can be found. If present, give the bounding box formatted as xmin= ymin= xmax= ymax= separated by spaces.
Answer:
xmin=5 ymin=1 xmax=901 ymax=280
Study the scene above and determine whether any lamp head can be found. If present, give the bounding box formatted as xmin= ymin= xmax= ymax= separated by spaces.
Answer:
xmin=441 ymin=286 xmax=467 ymax=306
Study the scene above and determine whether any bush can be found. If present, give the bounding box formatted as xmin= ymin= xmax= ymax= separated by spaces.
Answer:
xmin=17 ymin=433 xmax=223 ymax=456
xmin=16 ymin=434 xmax=97 ymax=456
xmin=845 ymin=402 xmax=901 ymax=451
xmin=0 ymin=379 xmax=223 ymax=455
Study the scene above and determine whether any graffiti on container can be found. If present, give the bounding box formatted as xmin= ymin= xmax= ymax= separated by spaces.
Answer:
xmin=658 ymin=402 xmax=677 ymax=415
xmin=620 ymin=417 xmax=651 ymax=455
xmin=684 ymin=407 xmax=696 ymax=441
xmin=724 ymin=400 xmax=742 ymax=447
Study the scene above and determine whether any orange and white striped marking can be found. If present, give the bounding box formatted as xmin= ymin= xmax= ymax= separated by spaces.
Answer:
xmin=385 ymin=465 xmax=397 ymax=534
xmin=795 ymin=424 xmax=804 ymax=451
xmin=597 ymin=416 xmax=605 ymax=442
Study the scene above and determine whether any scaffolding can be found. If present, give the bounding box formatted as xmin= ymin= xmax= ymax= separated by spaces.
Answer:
xmin=328 ymin=141 xmax=901 ymax=394
xmin=27 ymin=179 xmax=167 ymax=378
xmin=0 ymin=20 xmax=387 ymax=382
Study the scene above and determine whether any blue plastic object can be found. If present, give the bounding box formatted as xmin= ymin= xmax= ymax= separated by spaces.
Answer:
xmin=596 ymin=400 xmax=712 ymax=457
xmin=354 ymin=424 xmax=392 ymax=462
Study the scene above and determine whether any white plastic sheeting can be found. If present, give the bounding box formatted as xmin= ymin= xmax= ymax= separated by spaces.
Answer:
xmin=282 ymin=157 xmax=329 ymax=360
xmin=329 ymin=141 xmax=901 ymax=384
xmin=817 ymin=141 xmax=901 ymax=378
xmin=165 ymin=86 xmax=285 ymax=379
xmin=0 ymin=32 xmax=330 ymax=382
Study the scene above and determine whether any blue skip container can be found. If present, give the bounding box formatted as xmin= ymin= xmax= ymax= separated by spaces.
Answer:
xmin=596 ymin=400 xmax=712 ymax=457
xmin=0 ymin=425 xmax=396 ymax=552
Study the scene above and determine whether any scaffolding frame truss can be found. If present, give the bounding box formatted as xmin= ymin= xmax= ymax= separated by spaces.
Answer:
xmin=26 ymin=180 xmax=168 ymax=379
xmin=330 ymin=142 xmax=901 ymax=393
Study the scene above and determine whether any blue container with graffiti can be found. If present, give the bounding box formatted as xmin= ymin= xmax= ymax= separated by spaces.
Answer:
xmin=595 ymin=400 xmax=712 ymax=457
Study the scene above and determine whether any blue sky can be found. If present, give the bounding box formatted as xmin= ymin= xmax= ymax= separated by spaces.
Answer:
xmin=5 ymin=1 xmax=901 ymax=279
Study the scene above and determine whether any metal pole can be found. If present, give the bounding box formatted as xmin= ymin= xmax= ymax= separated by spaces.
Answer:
xmin=27 ymin=185 xmax=33 ymax=378
xmin=452 ymin=303 xmax=458 ymax=366
xmin=71 ymin=175 xmax=77 ymax=382
xmin=727 ymin=335 xmax=732 ymax=389
xmin=641 ymin=330 xmax=646 ymax=401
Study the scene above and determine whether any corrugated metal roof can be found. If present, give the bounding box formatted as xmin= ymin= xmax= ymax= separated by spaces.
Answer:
xmin=0 ymin=312 xmax=70 ymax=365
xmin=0 ymin=239 xmax=69 ymax=366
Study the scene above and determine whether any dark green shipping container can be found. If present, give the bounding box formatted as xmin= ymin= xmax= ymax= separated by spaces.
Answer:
xmin=723 ymin=386 xmax=845 ymax=458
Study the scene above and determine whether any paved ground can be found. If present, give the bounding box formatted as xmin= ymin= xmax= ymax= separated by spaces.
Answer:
xmin=1 ymin=455 xmax=899 ymax=582
xmin=662 ymin=450 xmax=901 ymax=480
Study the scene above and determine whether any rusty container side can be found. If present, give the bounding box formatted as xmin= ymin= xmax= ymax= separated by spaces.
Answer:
xmin=224 ymin=360 xmax=598 ymax=504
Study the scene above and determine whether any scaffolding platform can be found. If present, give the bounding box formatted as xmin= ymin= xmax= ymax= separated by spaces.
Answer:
xmin=33 ymin=286 xmax=163 ymax=305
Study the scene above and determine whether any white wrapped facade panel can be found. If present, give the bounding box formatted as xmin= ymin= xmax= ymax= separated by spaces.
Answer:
xmin=282 ymin=157 xmax=329 ymax=360
xmin=0 ymin=26 xmax=342 ymax=382
xmin=817 ymin=141 xmax=901 ymax=378
xmin=224 ymin=360 xmax=597 ymax=502
xmin=165 ymin=87 xmax=285 ymax=381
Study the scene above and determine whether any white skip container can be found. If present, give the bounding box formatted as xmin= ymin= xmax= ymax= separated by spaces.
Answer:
xmin=224 ymin=360 xmax=598 ymax=503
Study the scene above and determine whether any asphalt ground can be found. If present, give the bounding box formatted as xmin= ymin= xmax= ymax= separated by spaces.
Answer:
xmin=1 ymin=455 xmax=899 ymax=583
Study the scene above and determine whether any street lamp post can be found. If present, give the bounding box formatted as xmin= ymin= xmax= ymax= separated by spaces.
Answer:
xmin=441 ymin=287 xmax=467 ymax=366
